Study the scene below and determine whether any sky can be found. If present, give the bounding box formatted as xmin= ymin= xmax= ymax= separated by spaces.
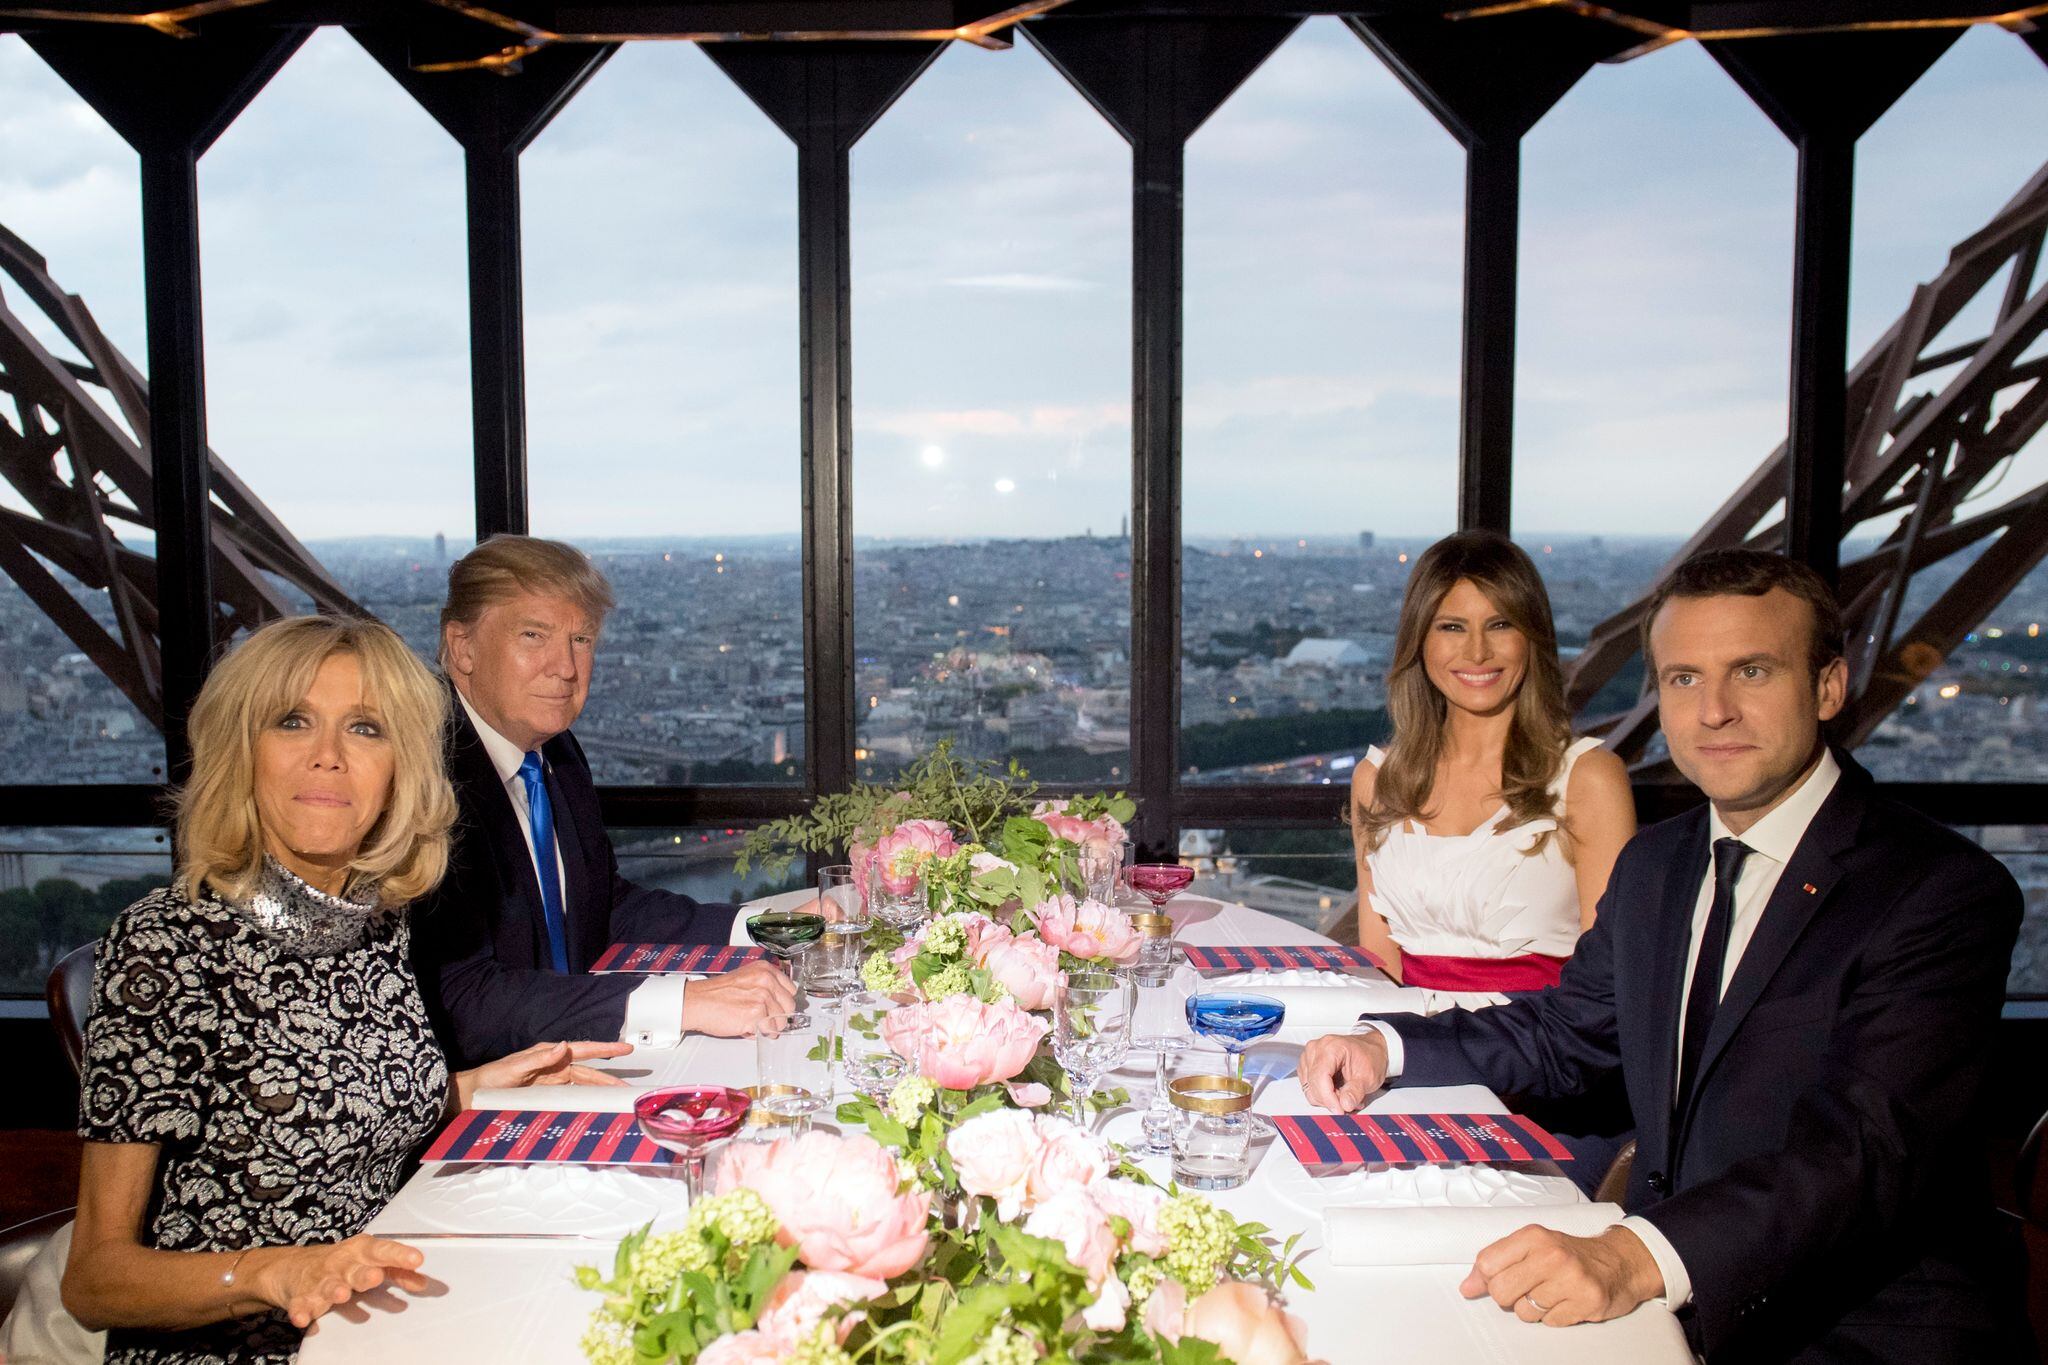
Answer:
xmin=1 ymin=17 xmax=2045 ymax=545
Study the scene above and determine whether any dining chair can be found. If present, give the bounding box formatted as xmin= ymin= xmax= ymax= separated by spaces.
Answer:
xmin=45 ymin=943 xmax=96 ymax=1079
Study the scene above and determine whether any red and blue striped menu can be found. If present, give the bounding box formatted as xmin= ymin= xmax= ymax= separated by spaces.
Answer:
xmin=591 ymin=943 xmax=767 ymax=974
xmin=1180 ymin=944 xmax=1387 ymax=974
xmin=422 ymin=1109 xmax=677 ymax=1166
xmin=1273 ymin=1112 xmax=1571 ymax=1168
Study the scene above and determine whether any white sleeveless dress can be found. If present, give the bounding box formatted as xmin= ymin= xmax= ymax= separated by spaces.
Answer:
xmin=1362 ymin=736 xmax=1604 ymax=1013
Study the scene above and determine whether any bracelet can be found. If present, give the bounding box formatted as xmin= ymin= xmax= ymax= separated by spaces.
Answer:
xmin=221 ymin=1248 xmax=254 ymax=1288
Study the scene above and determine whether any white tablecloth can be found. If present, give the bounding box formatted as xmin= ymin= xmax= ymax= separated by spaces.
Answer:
xmin=305 ymin=894 xmax=1690 ymax=1365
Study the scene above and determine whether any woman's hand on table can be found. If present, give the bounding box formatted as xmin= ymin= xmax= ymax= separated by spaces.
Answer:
xmin=1298 ymin=1030 xmax=1389 ymax=1112
xmin=451 ymin=1040 xmax=633 ymax=1112
xmin=256 ymin=1234 xmax=432 ymax=1329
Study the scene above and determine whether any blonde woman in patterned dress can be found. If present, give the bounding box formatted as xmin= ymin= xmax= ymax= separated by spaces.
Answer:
xmin=63 ymin=616 xmax=628 ymax=1364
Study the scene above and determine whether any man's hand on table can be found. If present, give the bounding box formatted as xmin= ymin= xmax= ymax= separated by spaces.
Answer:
xmin=1462 ymin=1225 xmax=1665 ymax=1327
xmin=681 ymin=960 xmax=797 ymax=1036
xmin=1298 ymin=1030 xmax=1389 ymax=1111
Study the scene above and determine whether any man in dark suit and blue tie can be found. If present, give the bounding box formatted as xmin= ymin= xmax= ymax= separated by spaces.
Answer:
xmin=410 ymin=536 xmax=795 ymax=1069
xmin=1300 ymin=550 xmax=2027 ymax=1364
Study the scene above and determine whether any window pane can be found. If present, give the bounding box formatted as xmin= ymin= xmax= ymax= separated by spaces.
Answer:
xmin=525 ymin=46 xmax=803 ymax=785
xmin=0 ymin=826 xmax=170 ymax=995
xmin=609 ymin=826 xmax=807 ymax=906
xmin=1 ymin=38 xmax=161 ymax=782
xmin=1181 ymin=18 xmax=1458 ymax=785
xmin=199 ymin=31 xmax=469 ymax=633
xmin=851 ymin=43 xmax=1131 ymax=784
xmin=1844 ymin=31 xmax=2048 ymax=783
xmin=1177 ymin=826 xmax=1354 ymax=936
xmin=1515 ymin=40 xmax=1792 ymax=733
xmin=1962 ymin=826 xmax=2048 ymax=997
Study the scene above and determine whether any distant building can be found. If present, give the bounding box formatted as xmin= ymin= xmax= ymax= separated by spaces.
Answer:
xmin=1281 ymin=638 xmax=1374 ymax=669
xmin=1358 ymin=531 xmax=1375 ymax=550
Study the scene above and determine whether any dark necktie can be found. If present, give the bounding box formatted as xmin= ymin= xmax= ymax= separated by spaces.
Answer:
xmin=517 ymin=751 xmax=571 ymax=973
xmin=1675 ymin=837 xmax=1752 ymax=1119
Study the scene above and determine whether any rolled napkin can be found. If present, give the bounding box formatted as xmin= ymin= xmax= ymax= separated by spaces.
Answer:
xmin=1325 ymin=1202 xmax=1625 ymax=1267
xmin=1209 ymin=969 xmax=1432 ymax=1030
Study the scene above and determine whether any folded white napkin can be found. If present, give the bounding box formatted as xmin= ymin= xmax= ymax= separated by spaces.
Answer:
xmin=1325 ymin=1201 xmax=1625 ymax=1267
xmin=470 ymin=1085 xmax=642 ymax=1114
xmin=1210 ymin=969 xmax=1432 ymax=1030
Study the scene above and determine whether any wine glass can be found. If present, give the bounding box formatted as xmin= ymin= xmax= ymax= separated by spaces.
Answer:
xmin=1052 ymin=970 xmax=1135 ymax=1130
xmin=747 ymin=908 xmax=827 ymax=1004
xmin=866 ymin=859 xmax=929 ymax=932
xmin=1186 ymin=992 xmax=1285 ymax=1138
xmin=1126 ymin=863 xmax=1195 ymax=912
xmin=839 ymin=989 xmax=909 ymax=1104
xmin=1077 ymin=841 xmax=1123 ymax=903
xmin=1129 ymin=949 xmax=1197 ymax=1156
xmin=634 ymin=1085 xmax=750 ymax=1201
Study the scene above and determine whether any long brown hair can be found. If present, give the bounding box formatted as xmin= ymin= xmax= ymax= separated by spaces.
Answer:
xmin=1355 ymin=532 xmax=1572 ymax=853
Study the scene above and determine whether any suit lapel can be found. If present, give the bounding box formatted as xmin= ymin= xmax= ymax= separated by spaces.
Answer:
xmin=448 ymin=695 xmax=554 ymax=970
xmin=1655 ymin=812 xmax=1711 ymax=1172
xmin=1692 ymin=765 xmax=1866 ymax=1083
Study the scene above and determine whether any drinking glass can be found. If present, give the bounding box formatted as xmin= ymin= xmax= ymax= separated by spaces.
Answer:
xmin=1186 ymin=992 xmax=1285 ymax=1139
xmin=818 ymin=864 xmax=867 ymax=930
xmin=802 ymin=921 xmax=866 ymax=1002
xmin=1077 ymin=841 xmax=1123 ymax=904
xmin=1129 ymin=949 xmax=1197 ymax=1156
xmin=634 ymin=1085 xmax=750 ymax=1200
xmin=1168 ymin=1074 xmax=1255 ymax=1190
xmin=752 ymin=1011 xmax=834 ymax=1135
xmin=839 ymin=989 xmax=909 ymax=1104
xmin=867 ymin=860 xmax=929 ymax=932
xmin=1052 ymin=969 xmax=1135 ymax=1130
xmin=1126 ymin=863 xmax=1195 ymax=911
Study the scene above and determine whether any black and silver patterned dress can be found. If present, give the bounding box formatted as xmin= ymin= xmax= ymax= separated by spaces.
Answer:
xmin=78 ymin=860 xmax=450 ymax=1364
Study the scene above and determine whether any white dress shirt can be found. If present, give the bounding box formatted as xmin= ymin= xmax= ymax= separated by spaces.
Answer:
xmin=1360 ymin=750 xmax=1842 ymax=1309
xmin=457 ymin=691 xmax=687 ymax=1048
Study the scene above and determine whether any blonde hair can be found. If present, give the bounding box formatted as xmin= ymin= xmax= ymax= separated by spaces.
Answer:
xmin=176 ymin=615 xmax=456 ymax=908
xmin=439 ymin=535 xmax=615 ymax=664
xmin=1354 ymin=532 xmax=1572 ymax=855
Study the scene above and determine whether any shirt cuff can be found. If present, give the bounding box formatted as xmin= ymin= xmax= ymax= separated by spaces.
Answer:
xmin=1350 ymin=1018 xmax=1405 ymax=1077
xmin=1617 ymin=1215 xmax=1692 ymax=1309
xmin=621 ymin=975 xmax=687 ymax=1048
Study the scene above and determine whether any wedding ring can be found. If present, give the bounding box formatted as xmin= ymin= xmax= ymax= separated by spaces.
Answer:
xmin=1523 ymin=1295 xmax=1550 ymax=1314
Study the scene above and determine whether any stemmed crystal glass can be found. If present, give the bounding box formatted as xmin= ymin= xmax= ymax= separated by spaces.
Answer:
xmin=867 ymin=860 xmax=929 ymax=932
xmin=1129 ymin=948 xmax=1197 ymax=1156
xmin=1186 ymin=992 xmax=1285 ymax=1139
xmin=1053 ymin=970 xmax=1136 ymax=1130
xmin=1126 ymin=863 xmax=1195 ymax=911
xmin=634 ymin=1085 xmax=750 ymax=1201
xmin=839 ymin=989 xmax=909 ymax=1104
xmin=1077 ymin=841 xmax=1123 ymax=904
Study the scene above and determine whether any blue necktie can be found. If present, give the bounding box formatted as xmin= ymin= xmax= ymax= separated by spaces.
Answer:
xmin=517 ymin=751 xmax=571 ymax=973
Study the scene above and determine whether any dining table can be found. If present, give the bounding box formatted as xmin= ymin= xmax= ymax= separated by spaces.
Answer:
xmin=302 ymin=890 xmax=1694 ymax=1365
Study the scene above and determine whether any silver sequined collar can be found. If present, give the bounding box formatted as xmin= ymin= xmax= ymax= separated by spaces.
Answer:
xmin=233 ymin=856 xmax=382 ymax=957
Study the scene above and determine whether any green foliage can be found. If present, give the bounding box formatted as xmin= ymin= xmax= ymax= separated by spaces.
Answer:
xmin=1179 ymin=706 xmax=1388 ymax=773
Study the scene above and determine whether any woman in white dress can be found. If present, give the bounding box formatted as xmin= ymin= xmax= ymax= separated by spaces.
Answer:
xmin=1350 ymin=532 xmax=1636 ymax=1011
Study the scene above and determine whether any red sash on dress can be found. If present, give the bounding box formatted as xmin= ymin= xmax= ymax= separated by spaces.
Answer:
xmin=1399 ymin=951 xmax=1568 ymax=993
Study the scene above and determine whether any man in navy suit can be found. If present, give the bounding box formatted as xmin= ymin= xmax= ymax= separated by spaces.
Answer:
xmin=1300 ymin=550 xmax=2026 ymax=1364
xmin=411 ymin=536 xmax=795 ymax=1069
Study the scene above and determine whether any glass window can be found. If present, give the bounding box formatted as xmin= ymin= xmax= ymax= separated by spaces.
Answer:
xmin=1 ymin=38 xmax=161 ymax=782
xmin=525 ymin=45 xmax=803 ymax=785
xmin=851 ymin=42 xmax=1132 ymax=785
xmin=609 ymin=826 xmax=808 ymax=907
xmin=1515 ymin=40 xmax=1793 ymax=728
xmin=1960 ymin=826 xmax=2048 ymax=998
xmin=1177 ymin=826 xmax=1354 ymax=936
xmin=198 ymin=30 xmax=468 ymax=665
xmin=0 ymin=826 xmax=171 ymax=995
xmin=1181 ymin=17 xmax=1459 ymax=786
xmin=1843 ymin=30 xmax=2048 ymax=784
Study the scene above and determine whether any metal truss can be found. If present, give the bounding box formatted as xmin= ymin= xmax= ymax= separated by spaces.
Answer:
xmin=1566 ymin=157 xmax=2048 ymax=766
xmin=0 ymin=221 xmax=361 ymax=730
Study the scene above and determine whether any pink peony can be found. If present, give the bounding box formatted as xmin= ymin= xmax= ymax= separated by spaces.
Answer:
xmin=975 ymin=928 xmax=1063 ymax=1010
xmin=1146 ymin=1281 xmax=1316 ymax=1365
xmin=1086 ymin=1176 xmax=1169 ymax=1257
xmin=1023 ymin=1186 xmax=1128 ymax=1331
xmin=1029 ymin=894 xmax=1144 ymax=965
xmin=1027 ymin=1115 xmax=1112 ymax=1205
xmin=715 ymin=1131 xmax=930 ymax=1280
xmin=1032 ymin=799 xmax=1125 ymax=851
xmin=873 ymin=818 xmax=960 ymax=895
xmin=946 ymin=1108 xmax=1043 ymax=1220
xmin=880 ymin=992 xmax=1048 ymax=1090
xmin=760 ymin=1270 xmax=884 ymax=1337
xmin=970 ymin=850 xmax=1019 ymax=877
xmin=697 ymin=1329 xmax=784 ymax=1365
xmin=1004 ymin=1081 xmax=1052 ymax=1108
